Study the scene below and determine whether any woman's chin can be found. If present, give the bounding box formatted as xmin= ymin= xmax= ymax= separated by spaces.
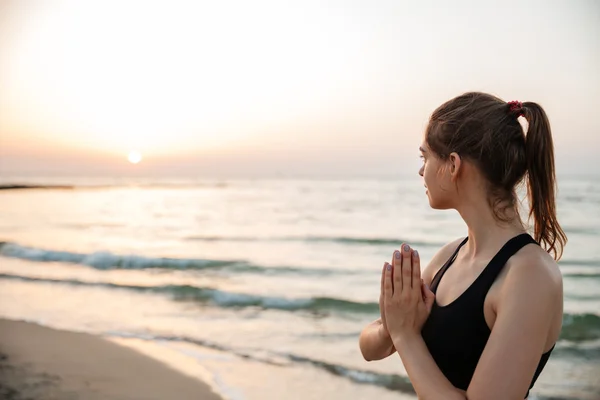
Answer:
xmin=426 ymin=192 xmax=434 ymax=206
xmin=428 ymin=197 xmax=452 ymax=210
xmin=426 ymin=192 xmax=442 ymax=209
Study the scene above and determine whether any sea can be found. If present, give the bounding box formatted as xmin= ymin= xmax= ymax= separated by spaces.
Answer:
xmin=0 ymin=175 xmax=598 ymax=400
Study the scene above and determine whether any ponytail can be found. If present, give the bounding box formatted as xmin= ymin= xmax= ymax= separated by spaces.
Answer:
xmin=522 ymin=102 xmax=567 ymax=260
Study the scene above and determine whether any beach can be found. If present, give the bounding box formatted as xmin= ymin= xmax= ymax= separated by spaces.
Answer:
xmin=0 ymin=318 xmax=221 ymax=400
xmin=0 ymin=177 xmax=599 ymax=399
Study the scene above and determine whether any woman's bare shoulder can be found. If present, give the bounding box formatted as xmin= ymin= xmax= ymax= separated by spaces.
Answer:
xmin=421 ymin=237 xmax=467 ymax=285
xmin=503 ymin=243 xmax=563 ymax=292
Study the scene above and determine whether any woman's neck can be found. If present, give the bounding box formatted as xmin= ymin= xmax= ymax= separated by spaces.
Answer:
xmin=456 ymin=195 xmax=526 ymax=259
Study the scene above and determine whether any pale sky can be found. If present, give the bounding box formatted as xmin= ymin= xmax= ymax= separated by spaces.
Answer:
xmin=0 ymin=0 xmax=599 ymax=178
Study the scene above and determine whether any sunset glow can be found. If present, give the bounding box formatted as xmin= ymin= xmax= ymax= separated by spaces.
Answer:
xmin=0 ymin=1 xmax=598 ymax=177
xmin=127 ymin=151 xmax=142 ymax=165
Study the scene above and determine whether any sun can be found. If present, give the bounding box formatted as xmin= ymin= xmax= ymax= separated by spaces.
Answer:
xmin=127 ymin=150 xmax=142 ymax=164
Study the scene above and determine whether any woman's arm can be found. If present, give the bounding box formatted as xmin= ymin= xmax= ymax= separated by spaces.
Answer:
xmin=358 ymin=318 xmax=396 ymax=361
xmin=394 ymin=334 xmax=467 ymax=399
xmin=465 ymin=251 xmax=561 ymax=399
xmin=360 ymin=263 xmax=397 ymax=361
xmin=384 ymin=244 xmax=560 ymax=400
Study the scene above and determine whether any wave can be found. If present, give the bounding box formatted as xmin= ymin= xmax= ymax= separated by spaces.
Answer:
xmin=2 ymin=272 xmax=599 ymax=342
xmin=561 ymin=313 xmax=600 ymax=342
xmin=559 ymin=259 xmax=600 ymax=267
xmin=562 ymin=271 xmax=600 ymax=278
xmin=0 ymin=242 xmax=240 ymax=270
xmin=185 ymin=235 xmax=444 ymax=247
xmin=0 ymin=242 xmax=345 ymax=276
xmin=103 ymin=330 xmax=416 ymax=394
xmin=552 ymin=341 xmax=600 ymax=361
xmin=0 ymin=273 xmax=379 ymax=315
xmin=4 ymin=241 xmax=597 ymax=279
xmin=562 ymin=226 xmax=600 ymax=235
xmin=564 ymin=293 xmax=600 ymax=301
xmin=563 ymin=195 xmax=586 ymax=203
xmin=282 ymin=353 xmax=414 ymax=393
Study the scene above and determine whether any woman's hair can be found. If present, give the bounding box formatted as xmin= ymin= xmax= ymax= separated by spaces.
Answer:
xmin=425 ymin=92 xmax=566 ymax=260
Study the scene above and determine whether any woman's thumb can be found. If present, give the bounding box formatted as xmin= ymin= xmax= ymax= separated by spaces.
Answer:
xmin=422 ymin=282 xmax=435 ymax=313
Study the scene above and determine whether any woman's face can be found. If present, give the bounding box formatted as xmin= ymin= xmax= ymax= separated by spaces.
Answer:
xmin=418 ymin=142 xmax=454 ymax=210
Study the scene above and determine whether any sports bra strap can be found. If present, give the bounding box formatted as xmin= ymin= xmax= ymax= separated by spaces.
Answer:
xmin=430 ymin=237 xmax=468 ymax=293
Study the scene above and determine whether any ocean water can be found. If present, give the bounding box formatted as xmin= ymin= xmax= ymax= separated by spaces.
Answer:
xmin=0 ymin=176 xmax=599 ymax=399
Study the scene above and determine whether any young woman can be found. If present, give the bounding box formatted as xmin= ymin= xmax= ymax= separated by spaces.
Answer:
xmin=358 ymin=92 xmax=566 ymax=399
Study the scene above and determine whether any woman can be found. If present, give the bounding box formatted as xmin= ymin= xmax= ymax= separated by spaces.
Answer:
xmin=358 ymin=92 xmax=566 ymax=399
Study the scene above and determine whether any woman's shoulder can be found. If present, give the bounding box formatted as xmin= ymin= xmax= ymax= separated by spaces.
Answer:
xmin=502 ymin=242 xmax=563 ymax=293
xmin=421 ymin=236 xmax=467 ymax=284
xmin=493 ymin=241 xmax=564 ymax=348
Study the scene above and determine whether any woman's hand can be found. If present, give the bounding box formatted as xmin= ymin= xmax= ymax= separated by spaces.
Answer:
xmin=378 ymin=249 xmax=408 ymax=338
xmin=378 ymin=262 xmax=391 ymax=338
xmin=383 ymin=244 xmax=435 ymax=344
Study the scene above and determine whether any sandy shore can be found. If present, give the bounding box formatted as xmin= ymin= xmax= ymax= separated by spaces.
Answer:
xmin=0 ymin=319 xmax=222 ymax=400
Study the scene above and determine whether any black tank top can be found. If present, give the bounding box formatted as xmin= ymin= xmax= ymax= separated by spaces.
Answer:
xmin=421 ymin=233 xmax=554 ymax=398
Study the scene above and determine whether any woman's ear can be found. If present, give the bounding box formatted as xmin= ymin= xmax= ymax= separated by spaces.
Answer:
xmin=448 ymin=152 xmax=461 ymax=182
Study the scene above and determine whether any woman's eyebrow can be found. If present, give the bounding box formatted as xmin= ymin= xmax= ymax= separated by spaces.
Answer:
xmin=419 ymin=146 xmax=427 ymax=153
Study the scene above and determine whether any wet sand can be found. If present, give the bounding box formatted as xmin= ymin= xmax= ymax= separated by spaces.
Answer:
xmin=0 ymin=319 xmax=222 ymax=400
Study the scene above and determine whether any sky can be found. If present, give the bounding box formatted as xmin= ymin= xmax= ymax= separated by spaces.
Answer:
xmin=0 ymin=0 xmax=599 ymax=178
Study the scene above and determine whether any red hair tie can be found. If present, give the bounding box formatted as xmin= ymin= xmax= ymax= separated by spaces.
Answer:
xmin=508 ymin=100 xmax=524 ymax=117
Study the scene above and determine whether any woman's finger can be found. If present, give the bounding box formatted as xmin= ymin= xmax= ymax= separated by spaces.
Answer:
xmin=412 ymin=249 xmax=421 ymax=296
xmin=384 ymin=262 xmax=394 ymax=300
xmin=381 ymin=262 xmax=386 ymax=295
xmin=393 ymin=250 xmax=402 ymax=296
xmin=423 ymin=282 xmax=436 ymax=313
xmin=401 ymin=244 xmax=412 ymax=293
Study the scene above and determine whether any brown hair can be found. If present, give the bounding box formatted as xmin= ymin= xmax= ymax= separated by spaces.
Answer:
xmin=426 ymin=92 xmax=566 ymax=260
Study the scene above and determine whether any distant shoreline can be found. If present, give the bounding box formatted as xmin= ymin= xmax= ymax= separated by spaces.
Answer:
xmin=0 ymin=184 xmax=74 ymax=190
